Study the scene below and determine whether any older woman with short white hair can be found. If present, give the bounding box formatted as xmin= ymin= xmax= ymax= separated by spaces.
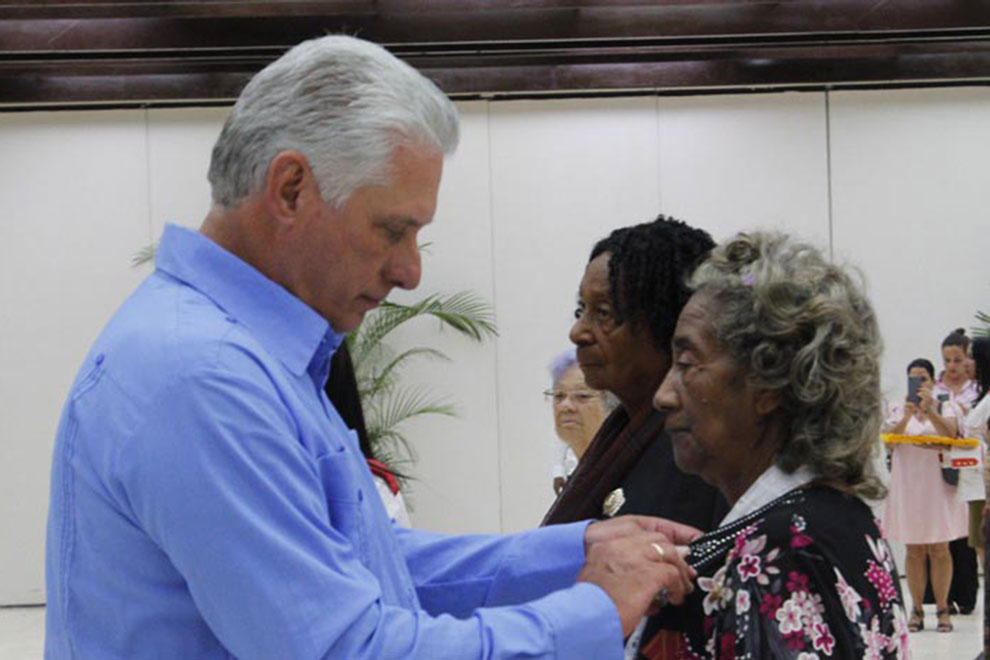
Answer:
xmin=546 ymin=348 xmax=611 ymax=494
xmin=631 ymin=232 xmax=908 ymax=659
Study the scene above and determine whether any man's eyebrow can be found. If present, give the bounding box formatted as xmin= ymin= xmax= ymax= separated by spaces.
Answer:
xmin=377 ymin=215 xmax=425 ymax=227
xmin=671 ymin=335 xmax=696 ymax=352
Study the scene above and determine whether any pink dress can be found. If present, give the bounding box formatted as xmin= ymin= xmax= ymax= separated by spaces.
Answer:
xmin=882 ymin=403 xmax=968 ymax=544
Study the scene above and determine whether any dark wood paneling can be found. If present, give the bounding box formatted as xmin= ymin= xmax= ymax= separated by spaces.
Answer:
xmin=2 ymin=1 xmax=990 ymax=107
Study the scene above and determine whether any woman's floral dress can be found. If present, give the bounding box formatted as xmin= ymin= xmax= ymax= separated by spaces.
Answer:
xmin=637 ymin=487 xmax=909 ymax=659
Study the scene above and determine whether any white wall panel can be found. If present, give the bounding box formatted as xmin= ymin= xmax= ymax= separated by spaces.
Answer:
xmin=657 ymin=92 xmax=831 ymax=247
xmin=488 ymin=97 xmax=662 ymax=532
xmin=390 ymin=102 xmax=502 ymax=534
xmin=147 ymin=107 xmax=229 ymax=237
xmin=829 ymin=87 xmax=990 ymax=401
xmin=0 ymin=110 xmax=149 ymax=604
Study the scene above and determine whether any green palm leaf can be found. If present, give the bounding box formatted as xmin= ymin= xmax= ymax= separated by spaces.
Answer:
xmin=361 ymin=347 xmax=450 ymax=401
xmin=132 ymin=241 xmax=159 ymax=267
xmin=368 ymin=385 xmax=456 ymax=437
xmin=415 ymin=290 xmax=499 ymax=341
xmin=364 ymin=386 xmax=456 ymax=478
xmin=974 ymin=310 xmax=990 ymax=338
xmin=352 ymin=290 xmax=496 ymax=477
xmin=351 ymin=291 xmax=497 ymax=367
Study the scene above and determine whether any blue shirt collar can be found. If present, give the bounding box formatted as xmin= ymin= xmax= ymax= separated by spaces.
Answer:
xmin=155 ymin=223 xmax=344 ymax=377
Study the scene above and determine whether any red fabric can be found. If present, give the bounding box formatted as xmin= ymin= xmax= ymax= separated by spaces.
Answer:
xmin=640 ymin=629 xmax=685 ymax=660
xmin=366 ymin=459 xmax=400 ymax=495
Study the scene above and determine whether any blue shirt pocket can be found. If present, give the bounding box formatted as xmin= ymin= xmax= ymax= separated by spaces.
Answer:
xmin=314 ymin=449 xmax=369 ymax=565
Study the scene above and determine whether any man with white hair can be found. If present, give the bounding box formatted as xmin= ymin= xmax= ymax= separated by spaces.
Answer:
xmin=45 ymin=35 xmax=696 ymax=659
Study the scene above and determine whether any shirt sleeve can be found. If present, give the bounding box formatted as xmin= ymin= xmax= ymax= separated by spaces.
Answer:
xmin=395 ymin=521 xmax=591 ymax=616
xmin=116 ymin=363 xmax=622 ymax=660
xmin=965 ymin=396 xmax=990 ymax=444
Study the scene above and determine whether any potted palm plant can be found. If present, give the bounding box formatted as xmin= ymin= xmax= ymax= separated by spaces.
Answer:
xmin=347 ymin=291 xmax=497 ymax=480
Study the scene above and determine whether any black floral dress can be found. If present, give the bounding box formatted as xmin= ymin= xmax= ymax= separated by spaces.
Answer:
xmin=637 ymin=486 xmax=910 ymax=660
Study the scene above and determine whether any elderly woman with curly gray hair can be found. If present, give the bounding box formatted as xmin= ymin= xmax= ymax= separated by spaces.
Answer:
xmin=628 ymin=232 xmax=908 ymax=660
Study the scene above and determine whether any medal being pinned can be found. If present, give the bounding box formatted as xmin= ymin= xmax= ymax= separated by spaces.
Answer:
xmin=602 ymin=487 xmax=626 ymax=517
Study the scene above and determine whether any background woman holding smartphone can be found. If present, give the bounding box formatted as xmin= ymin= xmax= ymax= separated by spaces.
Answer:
xmin=883 ymin=357 xmax=968 ymax=633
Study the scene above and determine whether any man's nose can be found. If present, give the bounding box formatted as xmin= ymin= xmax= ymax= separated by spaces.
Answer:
xmin=389 ymin=241 xmax=421 ymax=290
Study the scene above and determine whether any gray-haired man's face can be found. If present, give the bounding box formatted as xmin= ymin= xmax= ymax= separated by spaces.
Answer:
xmin=289 ymin=143 xmax=444 ymax=332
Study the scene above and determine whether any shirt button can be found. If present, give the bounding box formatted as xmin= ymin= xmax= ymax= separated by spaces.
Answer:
xmin=225 ymin=316 xmax=236 ymax=323
xmin=357 ymin=490 xmax=364 ymax=503
xmin=95 ymin=353 xmax=105 ymax=365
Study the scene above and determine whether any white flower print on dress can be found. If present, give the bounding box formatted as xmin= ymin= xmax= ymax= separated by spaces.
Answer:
xmin=859 ymin=616 xmax=889 ymax=660
xmin=865 ymin=534 xmax=895 ymax=575
xmin=681 ymin=496 xmax=908 ymax=660
xmin=735 ymin=589 xmax=751 ymax=615
xmin=738 ymin=554 xmax=762 ymax=582
xmin=733 ymin=532 xmax=780 ymax=586
xmin=699 ymin=565 xmax=733 ymax=615
xmin=887 ymin=604 xmax=911 ymax=659
xmin=792 ymin=589 xmax=825 ymax=622
xmin=810 ymin=621 xmax=836 ymax=655
xmin=776 ymin=598 xmax=804 ymax=635
xmin=833 ymin=567 xmax=862 ymax=622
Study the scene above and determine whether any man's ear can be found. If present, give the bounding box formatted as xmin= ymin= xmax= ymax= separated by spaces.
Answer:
xmin=755 ymin=388 xmax=783 ymax=417
xmin=263 ymin=150 xmax=315 ymax=224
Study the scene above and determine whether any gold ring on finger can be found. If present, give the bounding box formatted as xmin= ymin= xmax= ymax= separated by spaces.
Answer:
xmin=650 ymin=542 xmax=667 ymax=561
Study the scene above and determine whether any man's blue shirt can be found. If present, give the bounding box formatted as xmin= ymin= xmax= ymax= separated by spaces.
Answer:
xmin=45 ymin=224 xmax=621 ymax=659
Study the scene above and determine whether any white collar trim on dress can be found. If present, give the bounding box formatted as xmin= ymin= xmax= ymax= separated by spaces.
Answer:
xmin=719 ymin=464 xmax=817 ymax=527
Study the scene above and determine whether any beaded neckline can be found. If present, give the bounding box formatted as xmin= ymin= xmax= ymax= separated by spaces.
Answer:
xmin=687 ymin=488 xmax=807 ymax=572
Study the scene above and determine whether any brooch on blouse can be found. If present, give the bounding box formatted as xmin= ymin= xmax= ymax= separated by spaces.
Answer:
xmin=603 ymin=488 xmax=626 ymax=517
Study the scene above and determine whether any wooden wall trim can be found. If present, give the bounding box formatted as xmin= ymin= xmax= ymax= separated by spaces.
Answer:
xmin=2 ymin=1 xmax=990 ymax=107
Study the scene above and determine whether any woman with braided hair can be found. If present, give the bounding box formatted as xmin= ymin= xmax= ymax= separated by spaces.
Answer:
xmin=542 ymin=215 xmax=726 ymax=528
xmin=542 ymin=215 xmax=729 ymax=651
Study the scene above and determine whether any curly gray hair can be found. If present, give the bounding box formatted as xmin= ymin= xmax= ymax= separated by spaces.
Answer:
xmin=208 ymin=35 xmax=459 ymax=208
xmin=689 ymin=232 xmax=885 ymax=500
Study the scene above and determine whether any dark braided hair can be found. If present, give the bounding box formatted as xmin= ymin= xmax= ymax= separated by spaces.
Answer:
xmin=972 ymin=336 xmax=990 ymax=404
xmin=589 ymin=215 xmax=715 ymax=350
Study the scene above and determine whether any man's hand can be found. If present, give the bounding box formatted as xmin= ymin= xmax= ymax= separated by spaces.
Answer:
xmin=584 ymin=515 xmax=702 ymax=553
xmin=577 ymin=531 xmax=696 ymax=637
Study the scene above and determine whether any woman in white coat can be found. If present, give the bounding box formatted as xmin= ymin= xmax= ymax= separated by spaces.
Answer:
xmin=962 ymin=337 xmax=990 ymax=564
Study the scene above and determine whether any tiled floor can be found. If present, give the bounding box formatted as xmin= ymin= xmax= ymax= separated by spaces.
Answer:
xmin=910 ymin=600 xmax=984 ymax=659
xmin=0 ymin=583 xmax=985 ymax=659
xmin=0 ymin=606 xmax=43 ymax=660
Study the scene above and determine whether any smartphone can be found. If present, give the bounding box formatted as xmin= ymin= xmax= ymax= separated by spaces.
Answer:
xmin=907 ymin=375 xmax=923 ymax=404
